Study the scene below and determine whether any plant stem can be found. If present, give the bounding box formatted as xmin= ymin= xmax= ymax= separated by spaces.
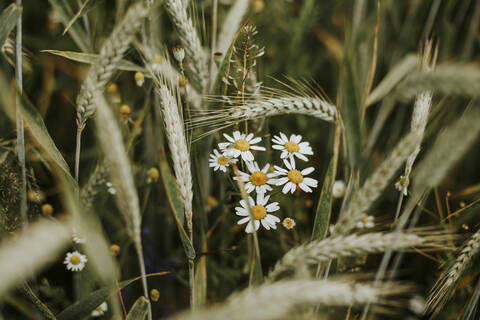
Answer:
xmin=75 ymin=128 xmax=82 ymax=181
xmin=189 ymin=258 xmax=195 ymax=310
xmin=15 ymin=0 xmax=27 ymax=225
xmin=135 ymin=242 xmax=152 ymax=320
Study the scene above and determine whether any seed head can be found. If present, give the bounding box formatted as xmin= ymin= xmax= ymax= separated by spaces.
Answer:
xmin=172 ymin=45 xmax=185 ymax=62
xmin=119 ymin=105 xmax=131 ymax=118
xmin=110 ymin=244 xmax=121 ymax=256
xmin=147 ymin=167 xmax=160 ymax=183
xmin=150 ymin=289 xmax=160 ymax=302
xmin=134 ymin=72 xmax=145 ymax=87
xmin=41 ymin=203 xmax=54 ymax=216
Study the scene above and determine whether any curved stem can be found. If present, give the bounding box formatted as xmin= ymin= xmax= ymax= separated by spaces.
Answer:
xmin=135 ymin=241 xmax=152 ymax=320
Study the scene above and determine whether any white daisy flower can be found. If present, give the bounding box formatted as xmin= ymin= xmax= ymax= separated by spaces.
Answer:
xmin=233 ymin=161 xmax=276 ymax=194
xmin=63 ymin=251 xmax=87 ymax=272
xmin=332 ymin=180 xmax=346 ymax=198
xmin=209 ymin=149 xmax=237 ymax=172
xmin=282 ymin=217 xmax=296 ymax=230
xmin=91 ymin=302 xmax=108 ymax=317
xmin=356 ymin=215 xmax=375 ymax=229
xmin=394 ymin=175 xmax=409 ymax=196
xmin=235 ymin=193 xmax=280 ymax=233
xmin=72 ymin=228 xmax=86 ymax=244
xmin=218 ymin=131 xmax=266 ymax=161
xmin=273 ymin=158 xmax=318 ymax=194
xmin=272 ymin=133 xmax=313 ymax=161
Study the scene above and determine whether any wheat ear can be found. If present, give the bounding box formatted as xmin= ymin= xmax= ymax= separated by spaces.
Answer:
xmin=74 ymin=2 xmax=150 ymax=180
xmin=268 ymin=230 xmax=451 ymax=281
xmin=171 ymin=279 xmax=409 ymax=320
xmin=335 ymin=130 xmax=422 ymax=234
xmin=164 ymin=0 xmax=209 ymax=92
xmin=157 ymin=80 xmax=195 ymax=307
xmin=427 ymin=229 xmax=480 ymax=316
xmin=397 ymin=40 xmax=437 ymax=198
xmin=93 ymin=95 xmax=151 ymax=319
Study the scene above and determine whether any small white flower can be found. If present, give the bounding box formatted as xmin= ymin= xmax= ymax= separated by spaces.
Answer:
xmin=356 ymin=215 xmax=375 ymax=229
xmin=106 ymin=182 xmax=117 ymax=195
xmin=63 ymin=251 xmax=87 ymax=272
xmin=91 ymin=302 xmax=108 ymax=317
xmin=219 ymin=131 xmax=266 ymax=161
xmin=273 ymin=158 xmax=318 ymax=194
xmin=233 ymin=161 xmax=277 ymax=194
xmin=282 ymin=217 xmax=296 ymax=230
xmin=272 ymin=133 xmax=313 ymax=161
xmin=328 ymin=224 xmax=336 ymax=235
xmin=395 ymin=175 xmax=409 ymax=196
xmin=332 ymin=180 xmax=346 ymax=198
xmin=72 ymin=229 xmax=86 ymax=244
xmin=134 ymin=72 xmax=145 ymax=87
xmin=209 ymin=149 xmax=237 ymax=172
xmin=151 ymin=54 xmax=163 ymax=72
xmin=236 ymin=193 xmax=280 ymax=233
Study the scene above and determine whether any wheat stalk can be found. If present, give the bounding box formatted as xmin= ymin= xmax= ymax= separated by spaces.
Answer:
xmin=427 ymin=229 xmax=480 ymax=316
xmin=394 ymin=64 xmax=480 ymax=102
xmin=156 ymin=80 xmax=195 ymax=307
xmin=171 ymin=279 xmax=409 ymax=320
xmin=217 ymin=0 xmax=249 ymax=57
xmin=74 ymin=1 xmax=150 ymax=180
xmin=164 ymin=0 xmax=209 ymax=92
xmin=268 ymin=230 xmax=451 ymax=281
xmin=397 ymin=41 xmax=437 ymax=198
xmin=334 ymin=130 xmax=422 ymax=234
xmin=93 ymin=95 xmax=151 ymax=319
xmin=189 ymin=94 xmax=337 ymax=133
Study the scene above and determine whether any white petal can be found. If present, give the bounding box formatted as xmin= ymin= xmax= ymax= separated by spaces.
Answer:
xmin=250 ymin=145 xmax=266 ymax=151
xmin=292 ymin=134 xmax=302 ymax=143
xmin=233 ymin=131 xmax=241 ymax=140
xmin=261 ymin=219 xmax=271 ymax=230
xmin=245 ymin=221 xmax=255 ymax=233
xmin=303 ymin=177 xmax=318 ymax=187
xmin=282 ymin=182 xmax=292 ymax=194
xmin=284 ymin=158 xmax=293 ymax=170
xmin=245 ymin=183 xmax=255 ymax=193
xmin=224 ymin=133 xmax=235 ymax=142
xmin=242 ymin=151 xmax=254 ymax=161
xmin=266 ymin=202 xmax=279 ymax=212
xmin=280 ymin=150 xmax=289 ymax=159
xmin=254 ymin=220 xmax=260 ymax=231
xmin=248 ymin=196 xmax=255 ymax=207
xmin=276 ymin=177 xmax=289 ymax=186
xmin=274 ymin=166 xmax=288 ymax=174
xmin=301 ymin=167 xmax=315 ymax=175
xmin=238 ymin=217 xmax=250 ymax=224
xmin=249 ymin=137 xmax=261 ymax=144
xmin=299 ymin=182 xmax=312 ymax=193
xmin=272 ymin=144 xmax=284 ymax=150
xmin=280 ymin=132 xmax=288 ymax=141
xmin=245 ymin=133 xmax=254 ymax=141
xmin=235 ymin=207 xmax=248 ymax=216
xmin=266 ymin=214 xmax=280 ymax=223
xmin=295 ymin=153 xmax=309 ymax=161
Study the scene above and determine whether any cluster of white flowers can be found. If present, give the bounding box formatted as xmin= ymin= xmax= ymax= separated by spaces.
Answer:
xmin=64 ymin=228 xmax=88 ymax=272
xmin=209 ymin=131 xmax=318 ymax=233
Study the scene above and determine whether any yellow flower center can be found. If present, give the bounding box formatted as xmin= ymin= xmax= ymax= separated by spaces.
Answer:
xmin=95 ymin=305 xmax=103 ymax=311
xmin=284 ymin=219 xmax=293 ymax=228
xmin=252 ymin=205 xmax=267 ymax=220
xmin=70 ymin=255 xmax=81 ymax=265
xmin=217 ymin=157 xmax=229 ymax=165
xmin=284 ymin=141 xmax=299 ymax=153
xmin=250 ymin=171 xmax=268 ymax=186
xmin=362 ymin=216 xmax=370 ymax=223
xmin=287 ymin=170 xmax=303 ymax=184
xmin=234 ymin=139 xmax=250 ymax=151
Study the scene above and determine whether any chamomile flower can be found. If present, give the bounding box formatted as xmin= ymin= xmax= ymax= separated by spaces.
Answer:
xmin=91 ymin=302 xmax=108 ymax=317
xmin=233 ymin=161 xmax=276 ymax=194
xmin=273 ymin=158 xmax=318 ymax=194
xmin=72 ymin=229 xmax=86 ymax=244
xmin=282 ymin=217 xmax=296 ymax=230
xmin=63 ymin=251 xmax=87 ymax=272
xmin=395 ymin=175 xmax=410 ymax=196
xmin=272 ymin=133 xmax=313 ymax=161
xmin=332 ymin=180 xmax=346 ymax=198
xmin=235 ymin=193 xmax=280 ymax=233
xmin=219 ymin=131 xmax=266 ymax=161
xmin=209 ymin=149 xmax=237 ymax=172
xmin=356 ymin=215 xmax=375 ymax=229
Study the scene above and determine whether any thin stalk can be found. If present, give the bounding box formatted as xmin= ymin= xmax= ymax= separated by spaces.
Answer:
xmin=135 ymin=242 xmax=152 ymax=320
xmin=189 ymin=258 xmax=195 ymax=310
xmin=15 ymin=0 xmax=27 ymax=225
xmin=75 ymin=128 xmax=82 ymax=181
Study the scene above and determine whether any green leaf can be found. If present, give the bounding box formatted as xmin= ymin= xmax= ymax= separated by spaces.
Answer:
xmin=57 ymin=273 xmax=167 ymax=320
xmin=41 ymin=50 xmax=145 ymax=72
xmin=311 ymin=157 xmax=336 ymax=241
xmin=126 ymin=297 xmax=150 ymax=320
xmin=340 ymin=52 xmax=364 ymax=170
xmin=48 ymin=0 xmax=91 ymax=52
xmin=194 ymin=243 xmax=207 ymax=307
xmin=63 ymin=0 xmax=105 ymax=36
xmin=158 ymin=152 xmax=195 ymax=260
xmin=18 ymin=93 xmax=75 ymax=186
xmin=0 ymin=4 xmax=21 ymax=50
